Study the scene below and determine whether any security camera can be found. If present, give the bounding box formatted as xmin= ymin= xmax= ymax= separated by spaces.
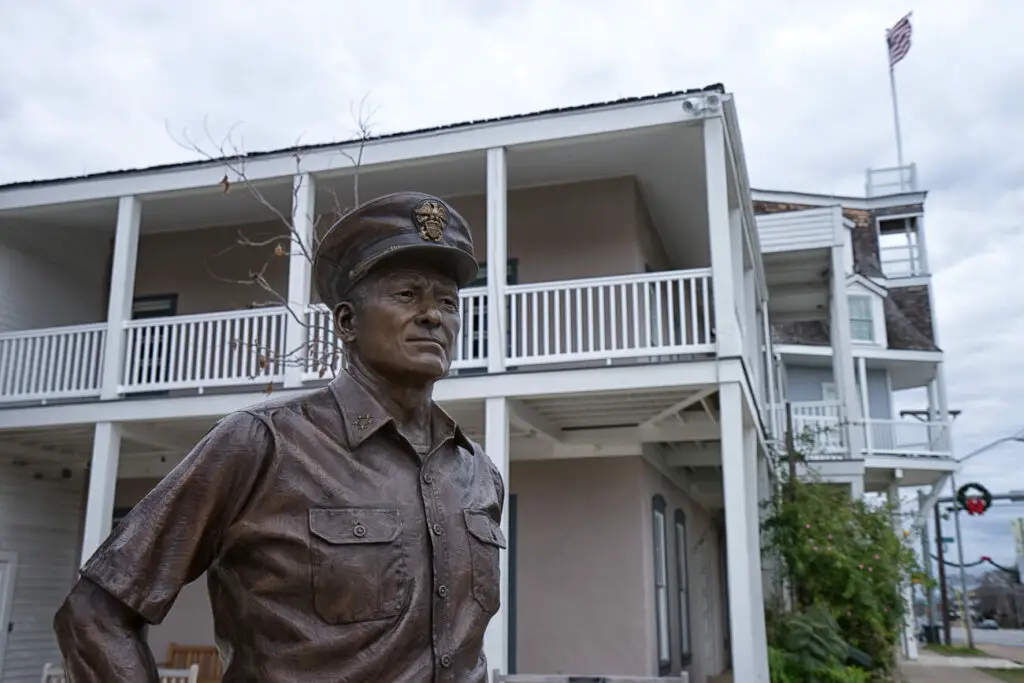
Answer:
xmin=682 ymin=98 xmax=703 ymax=115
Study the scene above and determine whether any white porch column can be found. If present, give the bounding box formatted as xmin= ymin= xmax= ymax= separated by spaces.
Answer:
xmin=886 ymin=483 xmax=919 ymax=660
xmin=720 ymin=382 xmax=769 ymax=682
xmin=829 ymin=239 xmax=862 ymax=456
xmin=856 ymin=356 xmax=873 ymax=455
xmin=80 ymin=422 xmax=122 ymax=563
xmin=284 ymin=173 xmax=316 ymax=388
xmin=99 ymin=196 xmax=142 ymax=400
xmin=704 ymin=116 xmax=742 ymax=358
xmin=486 ymin=148 xmax=508 ymax=373
xmin=483 ymin=396 xmax=510 ymax=674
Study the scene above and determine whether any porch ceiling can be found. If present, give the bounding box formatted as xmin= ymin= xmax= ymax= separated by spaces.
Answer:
xmin=763 ymin=247 xmax=831 ymax=322
xmin=519 ymin=386 xmax=713 ymax=431
xmin=0 ymin=400 xmax=492 ymax=470
xmin=0 ymin=121 xmax=709 ymax=270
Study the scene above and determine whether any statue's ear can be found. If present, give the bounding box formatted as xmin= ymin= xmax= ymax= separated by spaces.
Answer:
xmin=335 ymin=302 xmax=357 ymax=344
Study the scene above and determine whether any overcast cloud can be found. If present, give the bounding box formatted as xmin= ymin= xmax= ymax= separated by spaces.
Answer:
xmin=2 ymin=1 xmax=1022 ymax=564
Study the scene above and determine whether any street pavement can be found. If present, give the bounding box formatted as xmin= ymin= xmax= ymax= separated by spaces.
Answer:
xmin=951 ymin=626 xmax=1024 ymax=648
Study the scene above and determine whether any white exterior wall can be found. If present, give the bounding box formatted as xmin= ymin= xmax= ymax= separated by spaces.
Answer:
xmin=755 ymin=207 xmax=838 ymax=254
xmin=0 ymin=464 xmax=83 ymax=683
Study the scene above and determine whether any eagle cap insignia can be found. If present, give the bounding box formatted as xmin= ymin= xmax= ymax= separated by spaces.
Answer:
xmin=413 ymin=199 xmax=447 ymax=242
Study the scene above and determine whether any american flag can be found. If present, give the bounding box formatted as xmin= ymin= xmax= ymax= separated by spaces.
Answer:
xmin=886 ymin=12 xmax=913 ymax=67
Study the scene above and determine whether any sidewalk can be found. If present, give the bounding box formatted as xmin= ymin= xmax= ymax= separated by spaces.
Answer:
xmin=982 ymin=645 xmax=1024 ymax=664
xmin=900 ymin=651 xmax=1024 ymax=682
xmin=901 ymin=666 xmax=1003 ymax=682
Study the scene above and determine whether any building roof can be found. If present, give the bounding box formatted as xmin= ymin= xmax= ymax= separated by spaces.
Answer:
xmin=0 ymin=84 xmax=726 ymax=192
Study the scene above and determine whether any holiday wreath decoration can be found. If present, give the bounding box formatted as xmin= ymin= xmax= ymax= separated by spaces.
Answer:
xmin=956 ymin=482 xmax=992 ymax=516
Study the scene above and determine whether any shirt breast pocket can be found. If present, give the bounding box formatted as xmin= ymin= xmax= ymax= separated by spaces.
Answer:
xmin=463 ymin=510 xmax=507 ymax=614
xmin=308 ymin=507 xmax=409 ymax=624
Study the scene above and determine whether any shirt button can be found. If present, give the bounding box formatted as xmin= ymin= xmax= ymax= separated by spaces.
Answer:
xmin=432 ymin=523 xmax=443 ymax=535
xmin=438 ymin=585 xmax=448 ymax=598
xmin=422 ymin=472 xmax=434 ymax=485
xmin=353 ymin=524 xmax=367 ymax=538
xmin=440 ymin=654 xmax=452 ymax=667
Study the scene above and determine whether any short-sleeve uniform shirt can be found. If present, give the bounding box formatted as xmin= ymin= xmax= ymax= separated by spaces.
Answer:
xmin=82 ymin=372 xmax=506 ymax=683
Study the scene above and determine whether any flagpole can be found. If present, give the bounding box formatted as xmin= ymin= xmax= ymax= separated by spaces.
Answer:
xmin=888 ymin=62 xmax=905 ymax=168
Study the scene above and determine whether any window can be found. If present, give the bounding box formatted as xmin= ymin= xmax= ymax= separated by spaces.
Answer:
xmin=652 ymin=495 xmax=670 ymax=674
xmin=674 ymin=509 xmax=692 ymax=667
xmin=848 ymin=295 xmax=874 ymax=343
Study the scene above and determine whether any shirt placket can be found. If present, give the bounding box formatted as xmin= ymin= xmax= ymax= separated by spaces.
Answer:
xmin=420 ymin=441 xmax=454 ymax=682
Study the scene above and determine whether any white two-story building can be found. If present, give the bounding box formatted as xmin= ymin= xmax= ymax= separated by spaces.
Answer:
xmin=0 ymin=85 xmax=954 ymax=683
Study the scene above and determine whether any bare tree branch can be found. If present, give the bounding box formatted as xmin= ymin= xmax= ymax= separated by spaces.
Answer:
xmin=164 ymin=100 xmax=377 ymax=392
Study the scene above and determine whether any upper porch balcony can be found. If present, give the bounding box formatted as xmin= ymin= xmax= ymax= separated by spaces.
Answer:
xmin=0 ymin=91 xmax=770 ymax=414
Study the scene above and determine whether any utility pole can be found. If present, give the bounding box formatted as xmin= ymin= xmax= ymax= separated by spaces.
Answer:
xmin=934 ymin=502 xmax=951 ymax=645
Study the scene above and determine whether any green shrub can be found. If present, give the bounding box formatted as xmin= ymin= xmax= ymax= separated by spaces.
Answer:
xmin=762 ymin=477 xmax=919 ymax=674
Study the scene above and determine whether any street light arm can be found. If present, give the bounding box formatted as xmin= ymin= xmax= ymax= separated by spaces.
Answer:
xmin=957 ymin=434 xmax=1024 ymax=464
xmin=911 ymin=432 xmax=1024 ymax=530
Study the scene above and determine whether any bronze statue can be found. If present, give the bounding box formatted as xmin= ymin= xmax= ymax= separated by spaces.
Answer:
xmin=54 ymin=192 xmax=507 ymax=682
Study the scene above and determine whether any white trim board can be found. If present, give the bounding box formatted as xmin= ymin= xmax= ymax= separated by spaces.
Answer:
xmin=0 ymin=96 xmax=717 ymax=211
xmin=0 ymin=359 xmax=755 ymax=430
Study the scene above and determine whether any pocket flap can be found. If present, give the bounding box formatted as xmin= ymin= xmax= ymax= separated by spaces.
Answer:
xmin=463 ymin=510 xmax=507 ymax=549
xmin=309 ymin=508 xmax=401 ymax=544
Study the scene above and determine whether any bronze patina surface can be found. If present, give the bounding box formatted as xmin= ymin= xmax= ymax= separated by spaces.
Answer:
xmin=55 ymin=192 xmax=505 ymax=683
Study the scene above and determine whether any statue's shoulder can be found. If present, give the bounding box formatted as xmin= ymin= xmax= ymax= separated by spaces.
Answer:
xmin=241 ymin=385 xmax=335 ymax=420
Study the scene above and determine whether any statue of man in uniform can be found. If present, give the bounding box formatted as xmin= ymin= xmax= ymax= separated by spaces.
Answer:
xmin=54 ymin=192 xmax=507 ymax=682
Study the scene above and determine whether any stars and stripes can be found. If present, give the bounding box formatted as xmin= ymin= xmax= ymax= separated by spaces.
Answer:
xmin=886 ymin=12 xmax=913 ymax=67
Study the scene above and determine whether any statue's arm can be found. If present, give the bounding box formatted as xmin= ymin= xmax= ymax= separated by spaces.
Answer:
xmin=53 ymin=411 xmax=272 ymax=680
xmin=54 ymin=577 xmax=160 ymax=683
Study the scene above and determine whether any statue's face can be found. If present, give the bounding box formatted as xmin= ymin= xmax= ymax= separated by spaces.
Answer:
xmin=337 ymin=262 xmax=461 ymax=383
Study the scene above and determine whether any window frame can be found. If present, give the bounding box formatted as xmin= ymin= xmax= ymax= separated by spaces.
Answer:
xmin=652 ymin=495 xmax=671 ymax=675
xmin=674 ymin=508 xmax=692 ymax=668
xmin=848 ymin=293 xmax=875 ymax=343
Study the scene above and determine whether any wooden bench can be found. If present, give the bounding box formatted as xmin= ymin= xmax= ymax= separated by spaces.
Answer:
xmin=163 ymin=643 xmax=223 ymax=683
xmin=492 ymin=673 xmax=688 ymax=683
xmin=42 ymin=663 xmax=199 ymax=683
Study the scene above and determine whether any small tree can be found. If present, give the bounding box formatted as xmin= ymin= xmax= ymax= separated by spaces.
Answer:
xmin=165 ymin=97 xmax=378 ymax=387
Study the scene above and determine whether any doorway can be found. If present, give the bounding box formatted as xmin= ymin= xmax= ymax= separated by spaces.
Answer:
xmin=0 ymin=551 xmax=19 ymax=681
xmin=131 ymin=295 xmax=178 ymax=396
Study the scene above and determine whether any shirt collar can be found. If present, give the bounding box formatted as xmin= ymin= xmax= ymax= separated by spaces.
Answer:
xmin=327 ymin=371 xmax=473 ymax=452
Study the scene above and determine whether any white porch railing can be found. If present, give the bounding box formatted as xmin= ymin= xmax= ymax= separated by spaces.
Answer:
xmin=880 ymin=243 xmax=926 ymax=278
xmin=859 ymin=418 xmax=951 ymax=458
xmin=774 ymin=401 xmax=953 ymax=461
xmin=121 ymin=308 xmax=288 ymax=393
xmin=0 ymin=323 xmax=106 ymax=404
xmin=505 ymin=269 xmax=714 ymax=365
xmin=866 ymin=164 xmax=918 ymax=197
xmin=303 ymin=287 xmax=489 ymax=380
xmin=0 ymin=270 xmax=717 ymax=404
xmin=775 ymin=401 xmax=847 ymax=460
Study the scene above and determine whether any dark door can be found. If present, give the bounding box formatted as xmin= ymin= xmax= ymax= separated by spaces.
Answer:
xmin=131 ymin=295 xmax=178 ymax=396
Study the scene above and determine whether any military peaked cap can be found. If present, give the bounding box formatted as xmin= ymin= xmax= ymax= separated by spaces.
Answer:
xmin=313 ymin=192 xmax=479 ymax=310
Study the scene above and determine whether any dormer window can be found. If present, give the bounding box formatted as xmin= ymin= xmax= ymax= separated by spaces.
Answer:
xmin=849 ymin=295 xmax=875 ymax=342
xmin=846 ymin=274 xmax=888 ymax=347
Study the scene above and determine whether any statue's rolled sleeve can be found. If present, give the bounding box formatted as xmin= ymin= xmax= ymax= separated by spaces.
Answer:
xmin=80 ymin=411 xmax=271 ymax=624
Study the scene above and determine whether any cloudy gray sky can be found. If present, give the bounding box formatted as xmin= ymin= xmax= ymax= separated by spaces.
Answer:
xmin=2 ymin=1 xmax=1022 ymax=563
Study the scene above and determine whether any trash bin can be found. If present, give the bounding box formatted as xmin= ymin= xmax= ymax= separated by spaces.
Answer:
xmin=922 ymin=625 xmax=941 ymax=644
